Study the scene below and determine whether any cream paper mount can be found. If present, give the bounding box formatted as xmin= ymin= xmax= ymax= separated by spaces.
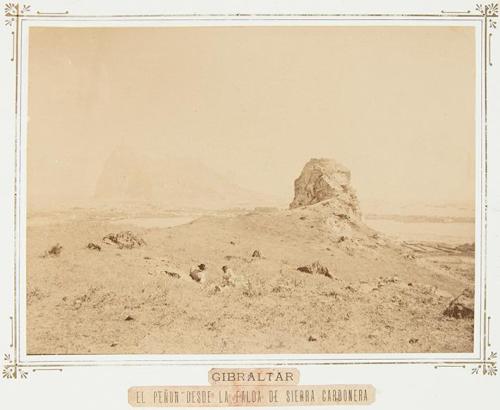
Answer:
xmin=0 ymin=3 xmax=499 ymax=410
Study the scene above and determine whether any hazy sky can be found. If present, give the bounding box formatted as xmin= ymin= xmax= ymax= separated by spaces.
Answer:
xmin=28 ymin=26 xmax=475 ymax=210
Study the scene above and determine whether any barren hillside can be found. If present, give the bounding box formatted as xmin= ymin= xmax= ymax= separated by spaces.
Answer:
xmin=26 ymin=159 xmax=474 ymax=354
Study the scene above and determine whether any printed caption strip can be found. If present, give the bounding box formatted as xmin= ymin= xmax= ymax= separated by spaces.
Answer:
xmin=128 ymin=368 xmax=375 ymax=407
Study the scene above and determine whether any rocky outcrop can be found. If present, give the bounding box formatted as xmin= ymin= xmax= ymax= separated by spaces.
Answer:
xmin=297 ymin=261 xmax=333 ymax=279
xmin=289 ymin=158 xmax=361 ymax=219
xmin=102 ymin=231 xmax=146 ymax=249
xmin=443 ymin=288 xmax=474 ymax=319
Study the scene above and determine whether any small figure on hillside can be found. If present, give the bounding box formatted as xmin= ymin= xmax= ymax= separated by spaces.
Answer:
xmin=190 ymin=264 xmax=207 ymax=283
xmin=221 ymin=265 xmax=235 ymax=287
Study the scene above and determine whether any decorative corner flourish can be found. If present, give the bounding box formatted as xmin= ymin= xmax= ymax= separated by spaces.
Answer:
xmin=3 ymin=366 xmax=28 ymax=379
xmin=3 ymin=317 xmax=63 ymax=380
xmin=2 ymin=365 xmax=28 ymax=379
xmin=4 ymin=2 xmax=17 ymax=16
xmin=471 ymin=315 xmax=497 ymax=375
xmin=476 ymin=3 xmax=498 ymax=28
xmin=2 ymin=318 xmax=25 ymax=379
xmin=434 ymin=316 xmax=496 ymax=376
xmin=4 ymin=4 xmax=30 ymax=62
xmin=2 ymin=352 xmax=28 ymax=379
xmin=476 ymin=3 xmax=499 ymax=16
xmin=471 ymin=352 xmax=497 ymax=375
xmin=3 ymin=3 xmax=16 ymax=22
xmin=474 ymin=4 xmax=498 ymax=65
xmin=4 ymin=2 xmax=30 ymax=16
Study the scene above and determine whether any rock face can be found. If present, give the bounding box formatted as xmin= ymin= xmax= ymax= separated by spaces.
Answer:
xmin=289 ymin=158 xmax=361 ymax=218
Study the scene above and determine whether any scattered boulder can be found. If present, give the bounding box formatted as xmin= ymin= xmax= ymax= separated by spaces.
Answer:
xmin=289 ymin=158 xmax=361 ymax=219
xmin=297 ymin=261 xmax=332 ymax=279
xmin=190 ymin=264 xmax=207 ymax=283
xmin=42 ymin=243 xmax=63 ymax=258
xmin=310 ymin=261 xmax=332 ymax=278
xmin=251 ymin=250 xmax=261 ymax=258
xmin=297 ymin=266 xmax=313 ymax=274
xmin=102 ymin=231 xmax=146 ymax=249
xmin=165 ymin=270 xmax=181 ymax=279
xmin=87 ymin=242 xmax=101 ymax=251
xmin=443 ymin=288 xmax=474 ymax=319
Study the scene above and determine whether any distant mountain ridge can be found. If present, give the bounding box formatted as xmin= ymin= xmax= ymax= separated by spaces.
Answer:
xmin=94 ymin=147 xmax=277 ymax=209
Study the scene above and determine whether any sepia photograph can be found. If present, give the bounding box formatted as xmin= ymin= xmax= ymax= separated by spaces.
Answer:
xmin=26 ymin=25 xmax=476 ymax=355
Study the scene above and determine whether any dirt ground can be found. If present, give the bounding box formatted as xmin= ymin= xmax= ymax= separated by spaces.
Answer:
xmin=26 ymin=204 xmax=474 ymax=354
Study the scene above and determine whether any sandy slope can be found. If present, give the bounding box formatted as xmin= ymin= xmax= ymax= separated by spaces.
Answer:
xmin=27 ymin=203 xmax=474 ymax=354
